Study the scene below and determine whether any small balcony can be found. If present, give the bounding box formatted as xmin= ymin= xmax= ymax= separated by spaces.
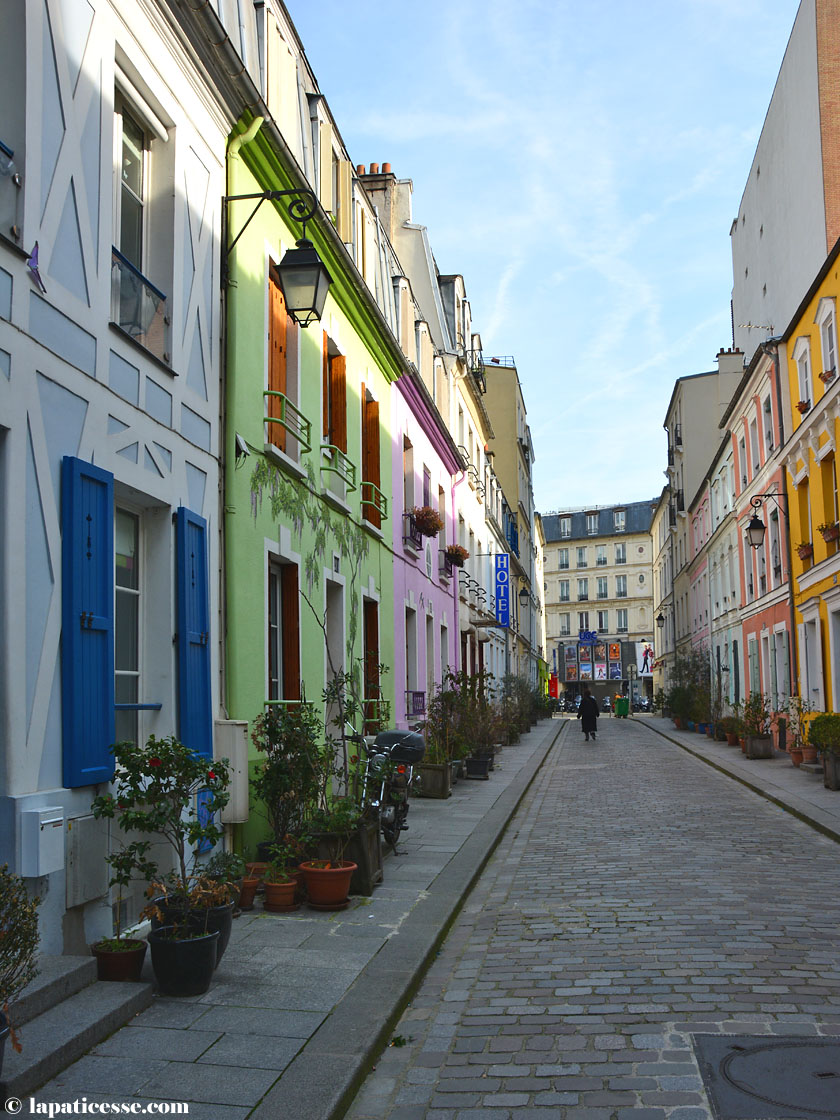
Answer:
xmin=264 ymin=391 xmax=312 ymax=455
xmin=440 ymin=551 xmax=454 ymax=580
xmin=405 ymin=690 xmax=426 ymax=717
xmin=505 ymin=522 xmax=520 ymax=558
xmin=674 ymin=424 xmax=683 ymax=446
xmin=361 ymin=481 xmax=388 ymax=525
xmin=667 ymin=447 xmax=675 ymax=466
xmin=403 ymin=510 xmax=422 ymax=550
xmin=111 ymin=248 xmax=170 ymax=364
xmin=320 ymin=443 xmax=357 ymax=490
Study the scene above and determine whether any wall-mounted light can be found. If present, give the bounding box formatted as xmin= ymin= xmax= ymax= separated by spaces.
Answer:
xmin=745 ymin=492 xmax=788 ymax=550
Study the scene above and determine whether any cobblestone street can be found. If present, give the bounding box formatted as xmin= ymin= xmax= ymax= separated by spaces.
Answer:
xmin=346 ymin=718 xmax=840 ymax=1120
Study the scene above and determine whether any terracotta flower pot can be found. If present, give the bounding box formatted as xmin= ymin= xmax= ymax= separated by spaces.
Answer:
xmin=299 ymin=861 xmax=357 ymax=911
xmin=726 ymin=733 xmax=740 ymax=747
xmin=238 ymin=877 xmax=259 ymax=910
xmin=263 ymin=877 xmax=299 ymax=913
xmin=789 ymin=747 xmax=804 ymax=768
xmin=91 ymin=938 xmax=147 ymax=982
xmin=801 ymin=744 xmax=818 ymax=763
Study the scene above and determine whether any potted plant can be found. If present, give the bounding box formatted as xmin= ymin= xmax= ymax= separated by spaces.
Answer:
xmin=204 ymin=849 xmax=254 ymax=911
xmin=90 ymin=845 xmax=151 ymax=982
xmin=819 ymin=368 xmax=836 ymax=384
xmin=818 ymin=521 xmax=840 ymax=542
xmin=300 ymin=799 xmax=360 ymax=910
xmin=417 ymin=675 xmax=464 ymax=798
xmin=262 ymin=838 xmax=306 ymax=912
xmin=91 ymin=734 xmax=232 ymax=996
xmin=808 ymin=712 xmax=840 ymax=790
xmin=409 ymin=505 xmax=444 ymax=537
xmin=443 ymin=543 xmax=469 ymax=568
xmin=0 ymin=865 xmax=40 ymax=1073
xmin=796 ymin=541 xmax=814 ymax=561
xmin=250 ymin=703 xmax=322 ymax=857
xmin=719 ymin=713 xmax=742 ymax=747
xmin=796 ymin=399 xmax=811 ymax=414
xmin=742 ymin=691 xmax=773 ymax=759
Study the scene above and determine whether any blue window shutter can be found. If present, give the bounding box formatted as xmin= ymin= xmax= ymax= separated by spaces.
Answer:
xmin=61 ymin=456 xmax=115 ymax=787
xmin=176 ymin=507 xmax=212 ymax=757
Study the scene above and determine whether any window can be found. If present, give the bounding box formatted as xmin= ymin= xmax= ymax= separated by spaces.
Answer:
xmin=115 ymin=509 xmax=140 ymax=746
xmin=614 ymin=543 xmax=626 ymax=565
xmin=558 ymin=547 xmax=569 ymax=569
xmin=750 ymin=417 xmax=760 ymax=475
xmin=577 ymin=578 xmax=589 ymax=601
xmin=597 ymin=576 xmax=607 ymax=599
xmin=559 ymin=579 xmax=570 ymax=602
xmin=586 ymin=513 xmax=598 ymax=535
xmin=112 ymin=93 xmax=171 ymax=363
xmin=597 ymin=609 xmax=609 ymax=630
xmin=793 ymin=336 xmax=813 ymax=406
xmin=268 ymin=561 xmax=301 ymax=701
xmin=323 ymin=340 xmax=348 ymax=453
xmin=616 ymin=608 xmax=628 ymax=633
xmin=423 ymin=467 xmax=432 ymax=508
xmin=560 ymin=517 xmax=571 ymax=538
xmin=361 ymin=386 xmax=382 ymax=528
xmin=403 ymin=436 xmax=414 ymax=513
xmin=578 ymin=611 xmax=589 ymax=631
xmin=614 ymin=510 xmax=626 ymax=532
xmin=596 ymin=545 xmax=607 ymax=566
xmin=576 ymin=547 xmax=587 ymax=567
xmin=763 ymin=395 xmax=774 ymax=453
xmin=616 ymin=574 xmax=627 ymax=597
xmin=559 ymin=613 xmax=571 ymax=635
xmin=817 ymin=296 xmax=837 ymax=375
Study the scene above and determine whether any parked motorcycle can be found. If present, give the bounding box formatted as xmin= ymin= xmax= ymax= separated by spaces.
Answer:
xmin=350 ymin=727 xmax=426 ymax=849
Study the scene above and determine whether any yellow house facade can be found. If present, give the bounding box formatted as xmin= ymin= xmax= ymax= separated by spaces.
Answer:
xmin=782 ymin=237 xmax=840 ymax=712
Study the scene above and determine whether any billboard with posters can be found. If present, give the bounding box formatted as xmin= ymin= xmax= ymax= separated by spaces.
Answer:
xmin=608 ymin=642 xmax=621 ymax=662
xmin=566 ymin=663 xmax=578 ymax=681
xmin=636 ymin=641 xmax=654 ymax=677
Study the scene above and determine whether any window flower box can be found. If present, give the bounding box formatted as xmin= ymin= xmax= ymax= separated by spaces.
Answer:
xmin=409 ymin=505 xmax=444 ymax=537
xmin=818 ymin=522 xmax=840 ymax=543
xmin=444 ymin=544 xmax=469 ymax=567
xmin=819 ymin=368 xmax=837 ymax=385
xmin=796 ymin=542 xmax=814 ymax=560
xmin=796 ymin=399 xmax=811 ymax=414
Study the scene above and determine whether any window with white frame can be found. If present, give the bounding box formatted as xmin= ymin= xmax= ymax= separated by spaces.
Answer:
xmin=614 ymin=509 xmax=625 ymax=532
xmin=578 ymin=611 xmax=589 ymax=630
xmin=614 ymin=542 xmax=626 ymax=564
xmin=559 ymin=613 xmax=570 ymax=635
xmin=597 ymin=576 xmax=608 ymax=599
xmin=596 ymin=545 xmax=607 ymax=566
xmin=749 ymin=417 xmax=760 ymax=476
xmin=586 ymin=512 xmax=598 ymax=535
xmin=577 ymin=578 xmax=589 ymax=601
xmin=739 ymin=437 xmax=747 ymax=486
xmin=558 ymin=547 xmax=569 ymax=569
xmin=597 ymin=609 xmax=609 ymax=630
xmin=616 ymin=608 xmax=628 ymax=633
xmin=793 ymin=336 xmax=813 ymax=406
xmin=762 ymin=396 xmax=774 ymax=453
xmin=816 ymin=296 xmax=837 ymax=376
xmin=560 ymin=517 xmax=571 ymax=538
xmin=559 ymin=579 xmax=569 ymax=602
xmin=616 ymin=574 xmax=627 ymax=598
xmin=576 ymin=546 xmax=587 ymax=567
xmin=115 ymin=508 xmax=141 ymax=746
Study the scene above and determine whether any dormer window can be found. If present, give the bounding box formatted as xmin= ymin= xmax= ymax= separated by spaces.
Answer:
xmin=792 ymin=335 xmax=813 ymax=409
xmin=614 ymin=510 xmax=626 ymax=532
xmin=816 ymin=296 xmax=837 ymax=378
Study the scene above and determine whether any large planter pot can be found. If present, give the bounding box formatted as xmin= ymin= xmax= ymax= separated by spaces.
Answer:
xmin=823 ymin=752 xmax=840 ymax=791
xmin=802 ymin=744 xmax=819 ymax=763
xmin=147 ymin=927 xmax=219 ymax=996
xmin=745 ymin=735 xmax=774 ymax=759
xmin=91 ymin=938 xmax=147 ymax=982
xmin=449 ymin=759 xmax=460 ymax=786
xmin=299 ymin=861 xmax=357 ymax=911
xmin=415 ymin=761 xmax=451 ymax=799
xmin=726 ymin=733 xmax=740 ymax=746
xmin=314 ymin=820 xmax=383 ymax=895
xmin=789 ymin=747 xmax=804 ymax=768
xmin=263 ymin=878 xmax=299 ymax=912
xmin=464 ymin=756 xmax=492 ymax=780
xmin=150 ymin=897 xmax=235 ymax=968
xmin=238 ymin=876 xmax=259 ymax=910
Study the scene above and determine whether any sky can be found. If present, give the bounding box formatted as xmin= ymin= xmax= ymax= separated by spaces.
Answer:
xmin=287 ymin=0 xmax=802 ymax=514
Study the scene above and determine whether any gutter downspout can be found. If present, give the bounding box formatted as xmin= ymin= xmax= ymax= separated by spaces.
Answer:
xmin=761 ymin=338 xmax=799 ymax=699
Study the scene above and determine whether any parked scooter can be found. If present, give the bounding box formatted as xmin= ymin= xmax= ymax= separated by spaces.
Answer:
xmin=349 ymin=726 xmax=426 ymax=849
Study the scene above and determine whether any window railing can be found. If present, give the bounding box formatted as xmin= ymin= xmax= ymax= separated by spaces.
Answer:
xmin=403 ymin=510 xmax=422 ymax=550
xmin=363 ymin=697 xmax=391 ymax=735
xmin=617 ymin=589 xmax=628 ymax=598
xmin=361 ymin=481 xmax=388 ymax=522
xmin=667 ymin=447 xmax=675 ymax=466
xmin=320 ymin=444 xmax=356 ymax=490
xmin=505 ymin=522 xmax=520 ymax=557
xmin=440 ymin=552 xmax=454 ymax=579
xmin=111 ymin=247 xmax=170 ymax=364
xmin=264 ymin=391 xmax=312 ymax=453
xmin=406 ymin=690 xmax=426 ymax=717
xmin=264 ymin=698 xmax=314 ymax=714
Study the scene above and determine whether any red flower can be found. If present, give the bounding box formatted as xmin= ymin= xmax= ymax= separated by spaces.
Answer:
xmin=350 ymin=755 xmax=358 ymax=765
xmin=207 ymin=770 xmax=216 ymax=781
xmin=149 ymin=757 xmax=162 ymax=767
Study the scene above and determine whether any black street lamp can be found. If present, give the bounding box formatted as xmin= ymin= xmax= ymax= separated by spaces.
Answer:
xmin=222 ymin=189 xmax=332 ymax=325
xmin=518 ymin=586 xmax=529 ymax=608
xmin=745 ymin=492 xmax=787 ymax=550
xmin=656 ymin=612 xmax=665 ymax=630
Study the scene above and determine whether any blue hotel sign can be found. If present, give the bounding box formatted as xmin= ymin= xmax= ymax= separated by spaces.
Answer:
xmin=495 ymin=554 xmax=510 ymax=626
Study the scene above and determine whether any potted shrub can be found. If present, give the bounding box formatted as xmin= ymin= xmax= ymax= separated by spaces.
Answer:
xmin=300 ymin=799 xmax=360 ymax=910
xmin=796 ymin=541 xmax=814 ymax=561
xmin=409 ymin=505 xmax=444 ymax=537
xmin=204 ymin=849 xmax=253 ymax=911
xmin=262 ymin=839 xmax=305 ymax=912
xmin=250 ymin=703 xmax=322 ymax=856
xmin=818 ymin=521 xmax=840 ymax=543
xmin=742 ymin=692 xmax=773 ymax=759
xmin=417 ymin=676 xmax=464 ymax=798
xmin=90 ymin=845 xmax=150 ymax=982
xmin=819 ymin=367 xmax=837 ymax=384
xmin=808 ymin=712 xmax=840 ymax=790
xmin=91 ymin=734 xmax=232 ymax=996
xmin=719 ymin=713 xmax=742 ymax=747
xmin=0 ymin=865 xmax=40 ymax=1073
xmin=796 ymin=399 xmax=811 ymax=414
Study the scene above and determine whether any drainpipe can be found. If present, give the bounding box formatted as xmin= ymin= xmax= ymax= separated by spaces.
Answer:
xmin=760 ymin=338 xmax=799 ymax=698
xmin=451 ymin=468 xmax=467 ymax=672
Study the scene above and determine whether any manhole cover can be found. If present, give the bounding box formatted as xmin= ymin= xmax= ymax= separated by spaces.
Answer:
xmin=693 ymin=1035 xmax=840 ymax=1119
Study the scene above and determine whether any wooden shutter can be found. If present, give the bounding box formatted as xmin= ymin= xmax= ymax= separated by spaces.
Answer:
xmin=330 ymin=355 xmax=347 ymax=453
xmin=176 ymin=507 xmax=212 ymax=758
xmin=322 ymin=330 xmax=329 ymax=441
xmin=61 ymin=456 xmax=115 ymax=787
xmin=268 ymin=268 xmax=287 ymax=452
xmin=281 ymin=563 xmax=301 ymax=701
xmin=362 ymin=393 xmax=381 ymax=529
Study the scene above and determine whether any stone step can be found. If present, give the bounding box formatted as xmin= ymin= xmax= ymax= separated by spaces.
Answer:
xmin=10 ymin=956 xmax=97 ymax=1028
xmin=0 ymin=979 xmax=154 ymax=1098
xmin=800 ymin=762 xmax=824 ymax=775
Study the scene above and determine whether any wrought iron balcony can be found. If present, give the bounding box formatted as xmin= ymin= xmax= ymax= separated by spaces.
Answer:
xmin=405 ymin=690 xmax=426 ymax=717
xmin=264 ymin=391 xmax=312 ymax=453
xmin=667 ymin=447 xmax=675 ymax=466
xmin=674 ymin=423 xmax=683 ymax=446
xmin=440 ymin=551 xmax=454 ymax=579
xmin=111 ymin=247 xmax=170 ymax=363
xmin=403 ymin=510 xmax=422 ymax=550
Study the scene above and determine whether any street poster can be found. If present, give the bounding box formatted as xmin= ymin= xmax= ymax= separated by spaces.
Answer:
xmin=565 ymin=645 xmax=577 ymax=662
xmin=594 ymin=662 xmax=606 ymax=680
xmin=566 ymin=663 xmax=578 ymax=681
xmin=579 ymin=664 xmax=592 ymax=681
xmin=579 ymin=644 xmax=591 ymax=663
xmin=636 ymin=640 xmax=654 ymax=677
xmin=608 ymin=642 xmax=621 ymax=662
xmin=609 ymin=663 xmax=622 ymax=679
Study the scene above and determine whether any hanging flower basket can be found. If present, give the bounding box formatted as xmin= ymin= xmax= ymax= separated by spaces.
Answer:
xmin=410 ymin=506 xmax=444 ymax=537
xmin=796 ymin=400 xmax=811 ymax=414
xmin=444 ymin=544 xmax=469 ymax=567
xmin=819 ymin=369 xmax=837 ymax=384
xmin=796 ymin=542 xmax=814 ymax=560
xmin=818 ymin=522 xmax=840 ymax=542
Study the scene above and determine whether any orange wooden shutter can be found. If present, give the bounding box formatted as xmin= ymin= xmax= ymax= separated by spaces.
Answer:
xmin=322 ymin=330 xmax=329 ymax=441
xmin=281 ymin=563 xmax=301 ymax=701
xmin=363 ymin=395 xmax=381 ymax=529
xmin=330 ymin=355 xmax=347 ymax=453
xmin=268 ymin=269 xmax=287 ymax=452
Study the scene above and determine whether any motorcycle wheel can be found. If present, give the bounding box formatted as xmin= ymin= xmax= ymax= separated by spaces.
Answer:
xmin=382 ymin=803 xmax=405 ymax=850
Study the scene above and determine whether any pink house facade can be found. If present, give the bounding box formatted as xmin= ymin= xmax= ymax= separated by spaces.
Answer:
xmin=391 ymin=371 xmax=465 ymax=729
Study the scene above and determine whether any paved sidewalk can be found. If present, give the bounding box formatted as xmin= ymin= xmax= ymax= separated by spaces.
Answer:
xmin=641 ymin=714 xmax=840 ymax=842
xmin=29 ymin=719 xmax=563 ymax=1120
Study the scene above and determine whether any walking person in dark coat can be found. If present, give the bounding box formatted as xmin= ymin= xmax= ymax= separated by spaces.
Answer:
xmin=577 ymin=686 xmax=599 ymax=742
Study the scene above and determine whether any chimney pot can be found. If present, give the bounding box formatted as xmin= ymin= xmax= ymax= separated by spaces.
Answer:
xmin=383 ymin=162 xmax=392 ymax=173
xmin=370 ymin=162 xmax=379 ymax=174
xmin=357 ymin=164 xmax=366 ymax=175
